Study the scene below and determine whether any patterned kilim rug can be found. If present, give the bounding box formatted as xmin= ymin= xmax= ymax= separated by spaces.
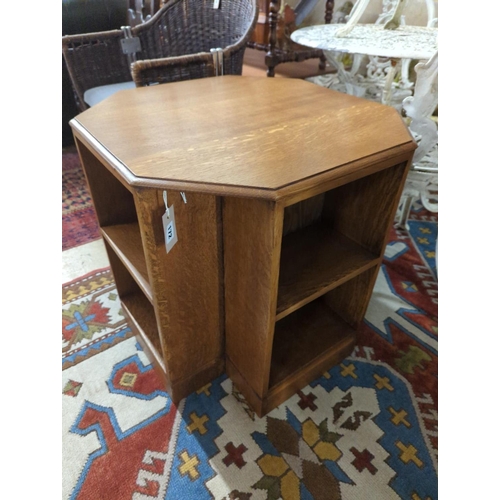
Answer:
xmin=62 ymin=206 xmax=437 ymax=500
xmin=62 ymin=148 xmax=100 ymax=251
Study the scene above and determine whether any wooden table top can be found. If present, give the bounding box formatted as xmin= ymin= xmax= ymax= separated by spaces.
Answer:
xmin=72 ymin=76 xmax=414 ymax=198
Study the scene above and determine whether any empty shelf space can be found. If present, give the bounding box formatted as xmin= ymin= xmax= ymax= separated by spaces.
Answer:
xmin=101 ymin=223 xmax=152 ymax=302
xmin=269 ymin=298 xmax=356 ymax=391
xmin=120 ymin=291 xmax=165 ymax=372
xmin=276 ymin=223 xmax=378 ymax=320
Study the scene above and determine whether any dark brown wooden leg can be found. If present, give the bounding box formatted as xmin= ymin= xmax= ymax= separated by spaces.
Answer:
xmin=325 ymin=0 xmax=334 ymax=24
xmin=320 ymin=0 xmax=334 ymax=70
xmin=266 ymin=0 xmax=279 ymax=77
xmin=319 ymin=53 xmax=326 ymax=71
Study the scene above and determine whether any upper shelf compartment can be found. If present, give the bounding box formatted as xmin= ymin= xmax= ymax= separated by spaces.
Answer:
xmin=275 ymin=162 xmax=409 ymax=321
xmin=276 ymin=223 xmax=378 ymax=320
xmin=101 ymin=223 xmax=152 ymax=302
xmin=75 ymin=138 xmax=151 ymax=301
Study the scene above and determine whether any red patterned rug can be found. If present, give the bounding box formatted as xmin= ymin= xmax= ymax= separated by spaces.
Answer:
xmin=62 ymin=148 xmax=100 ymax=251
xmin=62 ymin=205 xmax=437 ymax=500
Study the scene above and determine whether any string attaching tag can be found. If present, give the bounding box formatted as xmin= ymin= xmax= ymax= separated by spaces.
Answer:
xmin=162 ymin=190 xmax=178 ymax=253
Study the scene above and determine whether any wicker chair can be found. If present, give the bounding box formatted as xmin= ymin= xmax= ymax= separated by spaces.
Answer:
xmin=62 ymin=0 xmax=259 ymax=111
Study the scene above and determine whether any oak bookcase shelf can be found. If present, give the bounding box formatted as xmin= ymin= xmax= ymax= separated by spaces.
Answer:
xmin=276 ymin=222 xmax=378 ymax=320
xmin=224 ymin=159 xmax=413 ymax=416
xmin=72 ymin=133 xmax=224 ymax=403
xmin=70 ymin=76 xmax=415 ymax=415
xmin=101 ymin=223 xmax=152 ymax=302
xmin=270 ymin=298 xmax=355 ymax=390
xmin=121 ymin=292 xmax=164 ymax=370
xmin=101 ymin=233 xmax=165 ymax=371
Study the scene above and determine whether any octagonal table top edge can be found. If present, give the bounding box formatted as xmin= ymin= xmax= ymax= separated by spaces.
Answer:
xmin=71 ymin=76 xmax=416 ymax=199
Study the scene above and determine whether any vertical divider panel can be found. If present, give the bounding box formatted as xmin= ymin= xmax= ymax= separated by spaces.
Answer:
xmin=223 ymin=197 xmax=284 ymax=402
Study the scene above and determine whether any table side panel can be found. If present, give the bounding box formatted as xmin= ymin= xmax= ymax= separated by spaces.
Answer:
xmin=134 ymin=188 xmax=224 ymax=391
xmin=223 ymin=197 xmax=284 ymax=398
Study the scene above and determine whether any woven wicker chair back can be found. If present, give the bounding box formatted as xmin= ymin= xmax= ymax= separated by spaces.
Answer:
xmin=62 ymin=0 xmax=258 ymax=110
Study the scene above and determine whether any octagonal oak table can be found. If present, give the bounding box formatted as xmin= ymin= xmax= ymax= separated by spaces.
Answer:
xmin=71 ymin=75 xmax=416 ymax=416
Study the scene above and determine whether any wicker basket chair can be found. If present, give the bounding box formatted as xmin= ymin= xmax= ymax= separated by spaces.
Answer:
xmin=62 ymin=0 xmax=259 ymax=111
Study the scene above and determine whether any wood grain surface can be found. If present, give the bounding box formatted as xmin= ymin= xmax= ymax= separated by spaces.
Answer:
xmin=76 ymin=130 xmax=226 ymax=403
xmin=121 ymin=300 xmax=170 ymax=390
xmin=102 ymin=238 xmax=168 ymax=380
xmin=270 ymin=299 xmax=356 ymax=389
xmin=282 ymin=194 xmax=325 ymax=236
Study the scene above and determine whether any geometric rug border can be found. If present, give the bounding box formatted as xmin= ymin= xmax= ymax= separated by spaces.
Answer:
xmin=62 ymin=325 xmax=134 ymax=370
xmin=62 ymin=266 xmax=111 ymax=289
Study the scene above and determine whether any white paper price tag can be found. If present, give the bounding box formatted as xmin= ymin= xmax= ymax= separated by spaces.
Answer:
xmin=213 ymin=0 xmax=220 ymax=8
xmin=162 ymin=204 xmax=178 ymax=253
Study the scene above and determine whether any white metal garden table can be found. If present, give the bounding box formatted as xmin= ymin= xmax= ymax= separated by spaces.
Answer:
xmin=291 ymin=22 xmax=438 ymax=228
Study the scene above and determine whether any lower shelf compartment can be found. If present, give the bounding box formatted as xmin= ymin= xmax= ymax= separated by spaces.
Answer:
xmin=269 ymin=298 xmax=356 ymax=391
xmin=120 ymin=291 xmax=165 ymax=374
